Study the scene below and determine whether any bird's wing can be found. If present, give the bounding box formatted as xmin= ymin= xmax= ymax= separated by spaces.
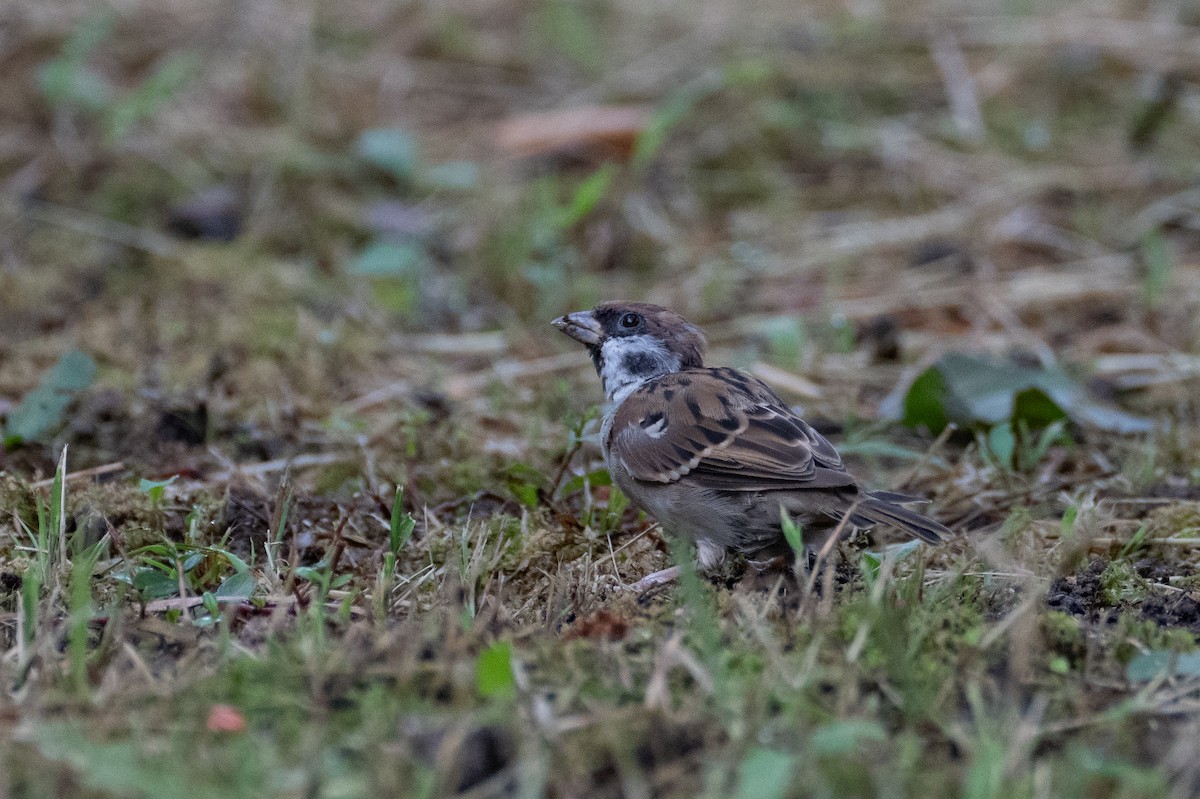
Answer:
xmin=607 ymin=368 xmax=856 ymax=491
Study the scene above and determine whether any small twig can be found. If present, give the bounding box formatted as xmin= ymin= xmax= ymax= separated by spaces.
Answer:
xmin=747 ymin=362 xmax=824 ymax=400
xmin=798 ymin=499 xmax=862 ymax=617
xmin=29 ymin=461 xmax=125 ymax=490
xmin=930 ymin=27 xmax=985 ymax=142
xmin=325 ymin=513 xmax=351 ymax=576
xmin=208 ymin=452 xmax=349 ymax=482
xmin=24 ymin=201 xmax=178 ymax=257
xmin=548 ymin=440 xmax=585 ymax=498
xmin=897 ymin=423 xmax=957 ymax=490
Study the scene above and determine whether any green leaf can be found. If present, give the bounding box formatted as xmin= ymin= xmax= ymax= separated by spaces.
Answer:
xmin=133 ymin=568 xmax=179 ymax=600
xmin=538 ymin=0 xmax=600 ymax=71
xmin=357 ymin=128 xmax=419 ymax=182
xmin=5 ymin=350 xmax=97 ymax=446
xmin=180 ymin=551 xmax=205 ymax=573
xmin=861 ymin=540 xmax=922 ymax=581
xmin=780 ymin=508 xmax=804 ymax=555
xmin=986 ymin=423 xmax=1016 ymax=470
xmin=860 ymin=550 xmax=882 ymax=582
xmin=511 ymin=482 xmax=539 ymax=510
xmin=836 ymin=438 xmax=950 ymax=467
xmin=389 ymin=487 xmax=415 ymax=556
xmin=898 ymin=352 xmax=1152 ymax=435
xmin=348 ymin=241 xmax=430 ymax=277
xmin=809 ymin=719 xmax=888 ymax=756
xmin=139 ymin=475 xmax=178 ymax=506
xmin=293 ymin=566 xmax=325 ymax=584
xmin=556 ymin=164 xmax=614 ymax=229
xmin=1011 ymin=387 xmax=1068 ymax=428
xmin=138 ymin=476 xmax=178 ymax=492
xmin=424 ymin=161 xmax=479 ymax=191
xmin=900 ymin=365 xmax=950 ymax=434
xmin=1126 ymin=650 xmax=1200 ymax=682
xmin=37 ymin=13 xmax=116 ymax=111
xmin=476 ymin=640 xmax=516 ymax=699
xmin=1141 ymin=229 xmax=1173 ymax=309
xmin=104 ymin=53 xmax=199 ymax=141
xmin=733 ymin=748 xmax=793 ymax=799
xmin=559 ymin=467 xmax=612 ymax=496
xmin=635 ymin=78 xmax=719 ymax=166
xmin=215 ymin=569 xmax=255 ymax=598
xmin=25 ymin=721 xmax=193 ymax=799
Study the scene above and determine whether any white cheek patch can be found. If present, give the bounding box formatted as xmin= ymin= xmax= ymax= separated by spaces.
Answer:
xmin=599 ymin=336 xmax=681 ymax=404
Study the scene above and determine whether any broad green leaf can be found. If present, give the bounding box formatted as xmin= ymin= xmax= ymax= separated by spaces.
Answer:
xmin=986 ymin=423 xmax=1016 ymax=469
xmin=1011 ymin=387 xmax=1068 ymax=427
xmin=559 ymin=467 xmax=613 ymax=496
xmin=215 ymin=569 xmax=255 ymax=599
xmin=293 ymin=566 xmax=324 ymax=584
xmin=1126 ymin=650 xmax=1200 ymax=682
xmin=424 ymin=161 xmax=479 ymax=191
xmin=861 ymin=539 xmax=922 ymax=581
xmin=899 ymin=352 xmax=1152 ymax=435
xmin=733 ymin=748 xmax=793 ymax=799
xmin=25 ymin=721 xmax=193 ymax=799
xmin=900 ymin=365 xmax=950 ymax=434
xmin=348 ymin=241 xmax=430 ymax=277
xmin=138 ymin=476 xmax=178 ymax=492
xmin=133 ymin=568 xmax=179 ymax=600
xmin=357 ymin=128 xmax=418 ymax=182
xmin=139 ymin=475 xmax=178 ymax=506
xmin=476 ymin=640 xmax=516 ymax=699
xmin=5 ymin=349 xmax=97 ymax=445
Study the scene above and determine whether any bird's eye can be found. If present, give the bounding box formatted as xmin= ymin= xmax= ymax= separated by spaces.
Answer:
xmin=620 ymin=312 xmax=642 ymax=329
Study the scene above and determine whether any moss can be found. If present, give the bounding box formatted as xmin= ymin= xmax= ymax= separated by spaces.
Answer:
xmin=1098 ymin=560 xmax=1149 ymax=606
xmin=1146 ymin=503 xmax=1200 ymax=538
xmin=1114 ymin=615 xmax=1198 ymax=663
xmin=1040 ymin=611 xmax=1085 ymax=661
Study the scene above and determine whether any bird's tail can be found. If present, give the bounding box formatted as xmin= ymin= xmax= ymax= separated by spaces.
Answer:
xmin=850 ymin=492 xmax=951 ymax=544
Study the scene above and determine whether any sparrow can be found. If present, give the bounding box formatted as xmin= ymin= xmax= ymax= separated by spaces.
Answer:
xmin=552 ymin=301 xmax=950 ymax=588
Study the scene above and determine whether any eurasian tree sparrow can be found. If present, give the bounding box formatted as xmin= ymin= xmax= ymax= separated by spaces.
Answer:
xmin=553 ymin=302 xmax=949 ymax=588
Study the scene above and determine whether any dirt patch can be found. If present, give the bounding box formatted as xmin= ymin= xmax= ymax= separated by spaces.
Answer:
xmin=1048 ymin=558 xmax=1200 ymax=635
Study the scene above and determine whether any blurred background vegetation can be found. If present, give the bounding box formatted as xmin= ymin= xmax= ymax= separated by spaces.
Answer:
xmin=2 ymin=1 xmax=1198 ymax=478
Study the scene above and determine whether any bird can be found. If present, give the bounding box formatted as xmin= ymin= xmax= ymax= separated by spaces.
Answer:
xmin=552 ymin=301 xmax=950 ymax=589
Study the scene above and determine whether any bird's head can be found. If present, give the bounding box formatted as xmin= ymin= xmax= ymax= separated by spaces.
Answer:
xmin=552 ymin=302 xmax=707 ymax=403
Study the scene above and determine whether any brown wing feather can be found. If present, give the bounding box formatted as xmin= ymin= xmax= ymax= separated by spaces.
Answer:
xmin=607 ymin=368 xmax=857 ymax=491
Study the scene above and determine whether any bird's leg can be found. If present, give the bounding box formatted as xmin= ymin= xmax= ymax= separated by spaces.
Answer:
xmin=630 ymin=538 xmax=724 ymax=591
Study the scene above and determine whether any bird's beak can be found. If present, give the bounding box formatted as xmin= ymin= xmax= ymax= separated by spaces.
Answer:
xmin=552 ymin=310 xmax=604 ymax=346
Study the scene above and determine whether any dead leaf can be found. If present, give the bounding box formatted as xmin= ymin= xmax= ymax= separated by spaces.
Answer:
xmin=563 ymin=608 xmax=630 ymax=641
xmin=206 ymin=704 xmax=247 ymax=733
xmin=496 ymin=105 xmax=652 ymax=160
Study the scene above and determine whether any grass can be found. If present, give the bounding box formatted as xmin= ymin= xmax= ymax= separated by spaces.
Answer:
xmin=2 ymin=0 xmax=1200 ymax=796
